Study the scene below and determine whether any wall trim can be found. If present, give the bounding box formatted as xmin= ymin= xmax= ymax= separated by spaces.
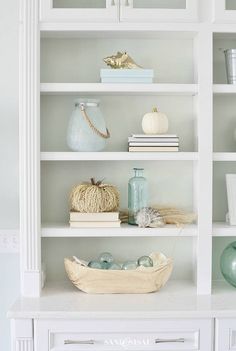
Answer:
xmin=0 ymin=230 xmax=19 ymax=253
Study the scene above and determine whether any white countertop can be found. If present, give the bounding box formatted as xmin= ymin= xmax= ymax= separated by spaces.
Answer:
xmin=7 ymin=280 xmax=236 ymax=319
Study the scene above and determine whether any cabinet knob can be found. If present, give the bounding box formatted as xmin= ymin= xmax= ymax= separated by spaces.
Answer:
xmin=111 ymin=0 xmax=116 ymax=5
xmin=125 ymin=0 xmax=130 ymax=6
xmin=155 ymin=338 xmax=185 ymax=344
xmin=64 ymin=340 xmax=95 ymax=345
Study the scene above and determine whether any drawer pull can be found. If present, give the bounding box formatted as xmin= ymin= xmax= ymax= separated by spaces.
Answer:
xmin=64 ymin=340 xmax=95 ymax=345
xmin=155 ymin=338 xmax=185 ymax=344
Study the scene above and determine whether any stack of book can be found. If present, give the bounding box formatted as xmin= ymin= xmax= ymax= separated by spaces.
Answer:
xmin=128 ymin=134 xmax=179 ymax=152
xmin=70 ymin=212 xmax=121 ymax=228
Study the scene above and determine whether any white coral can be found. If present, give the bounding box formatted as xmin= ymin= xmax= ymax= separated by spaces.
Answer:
xmin=136 ymin=207 xmax=165 ymax=228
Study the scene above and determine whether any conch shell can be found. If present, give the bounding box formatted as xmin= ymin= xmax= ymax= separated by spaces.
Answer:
xmin=103 ymin=51 xmax=142 ymax=69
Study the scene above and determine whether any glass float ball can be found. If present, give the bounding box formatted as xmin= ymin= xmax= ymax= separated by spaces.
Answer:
xmin=99 ymin=252 xmax=114 ymax=264
xmin=220 ymin=241 xmax=236 ymax=288
xmin=108 ymin=263 xmax=122 ymax=270
xmin=122 ymin=261 xmax=138 ymax=270
xmin=88 ymin=261 xmax=102 ymax=269
xmin=138 ymin=255 xmax=153 ymax=268
xmin=101 ymin=261 xmax=111 ymax=270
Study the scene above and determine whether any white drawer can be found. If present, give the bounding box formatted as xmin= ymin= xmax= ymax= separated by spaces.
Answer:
xmin=34 ymin=319 xmax=213 ymax=351
xmin=216 ymin=318 xmax=236 ymax=351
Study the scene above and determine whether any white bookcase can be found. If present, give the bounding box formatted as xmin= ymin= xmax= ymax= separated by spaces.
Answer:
xmin=40 ymin=0 xmax=198 ymax=22
xmin=10 ymin=1 xmax=236 ymax=350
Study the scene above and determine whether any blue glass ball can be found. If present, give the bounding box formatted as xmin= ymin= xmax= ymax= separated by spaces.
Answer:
xmin=108 ymin=263 xmax=122 ymax=270
xmin=88 ymin=261 xmax=102 ymax=269
xmin=99 ymin=252 xmax=114 ymax=264
xmin=122 ymin=261 xmax=138 ymax=270
xmin=220 ymin=241 xmax=236 ymax=288
xmin=138 ymin=255 xmax=153 ymax=268
xmin=101 ymin=261 xmax=111 ymax=270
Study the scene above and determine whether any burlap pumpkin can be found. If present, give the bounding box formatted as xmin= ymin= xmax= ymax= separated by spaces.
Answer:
xmin=70 ymin=178 xmax=119 ymax=213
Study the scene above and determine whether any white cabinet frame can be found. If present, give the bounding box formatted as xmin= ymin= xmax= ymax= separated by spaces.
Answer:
xmin=120 ymin=0 xmax=198 ymax=23
xmin=40 ymin=0 xmax=119 ymax=22
xmin=213 ymin=0 xmax=236 ymax=23
xmin=20 ymin=0 xmax=41 ymax=297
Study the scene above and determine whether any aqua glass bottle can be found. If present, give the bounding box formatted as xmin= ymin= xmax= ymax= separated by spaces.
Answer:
xmin=128 ymin=168 xmax=148 ymax=225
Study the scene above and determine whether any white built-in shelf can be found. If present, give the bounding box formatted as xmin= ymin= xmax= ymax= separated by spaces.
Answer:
xmin=213 ymin=222 xmax=236 ymax=237
xmin=8 ymin=280 xmax=200 ymax=319
xmin=41 ymin=152 xmax=198 ymax=161
xmin=9 ymin=279 xmax=236 ymax=319
xmin=213 ymin=84 xmax=236 ymax=94
xmin=40 ymin=23 xmax=200 ymax=38
xmin=41 ymin=223 xmax=197 ymax=238
xmin=41 ymin=223 xmax=236 ymax=238
xmin=213 ymin=153 xmax=236 ymax=161
xmin=39 ymin=23 xmax=236 ymax=38
xmin=40 ymin=83 xmax=198 ymax=96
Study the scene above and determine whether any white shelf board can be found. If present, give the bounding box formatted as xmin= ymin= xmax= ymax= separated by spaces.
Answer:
xmin=8 ymin=280 xmax=201 ymax=319
xmin=40 ymin=23 xmax=200 ymax=38
xmin=9 ymin=279 xmax=236 ymax=319
xmin=41 ymin=152 xmax=198 ymax=161
xmin=213 ymin=84 xmax=236 ymax=94
xmin=40 ymin=83 xmax=198 ymax=96
xmin=213 ymin=222 xmax=236 ymax=237
xmin=41 ymin=223 xmax=197 ymax=238
xmin=213 ymin=153 xmax=236 ymax=161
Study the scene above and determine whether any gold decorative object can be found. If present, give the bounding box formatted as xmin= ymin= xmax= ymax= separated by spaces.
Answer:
xmin=103 ymin=51 xmax=142 ymax=69
xmin=70 ymin=178 xmax=120 ymax=213
xmin=64 ymin=252 xmax=173 ymax=294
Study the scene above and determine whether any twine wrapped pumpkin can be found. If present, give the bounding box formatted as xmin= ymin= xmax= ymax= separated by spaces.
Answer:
xmin=70 ymin=178 xmax=119 ymax=213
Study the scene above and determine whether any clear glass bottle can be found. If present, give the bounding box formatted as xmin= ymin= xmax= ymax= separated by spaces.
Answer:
xmin=128 ymin=168 xmax=148 ymax=225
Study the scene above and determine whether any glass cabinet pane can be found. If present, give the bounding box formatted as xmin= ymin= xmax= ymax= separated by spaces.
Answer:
xmin=226 ymin=0 xmax=236 ymax=10
xmin=53 ymin=0 xmax=106 ymax=8
xmin=133 ymin=0 xmax=186 ymax=9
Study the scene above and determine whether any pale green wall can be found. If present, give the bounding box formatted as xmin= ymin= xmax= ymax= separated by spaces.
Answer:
xmin=0 ymin=1 xmax=20 ymax=350
xmin=0 ymin=255 xmax=20 ymax=350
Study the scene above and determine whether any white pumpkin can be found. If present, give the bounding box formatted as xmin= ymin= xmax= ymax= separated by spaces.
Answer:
xmin=142 ymin=107 xmax=168 ymax=134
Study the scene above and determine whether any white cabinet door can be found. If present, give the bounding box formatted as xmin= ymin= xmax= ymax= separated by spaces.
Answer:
xmin=213 ymin=0 xmax=236 ymax=22
xmin=120 ymin=0 xmax=198 ymax=22
xmin=215 ymin=318 xmax=236 ymax=351
xmin=34 ymin=318 xmax=213 ymax=351
xmin=40 ymin=0 xmax=119 ymax=22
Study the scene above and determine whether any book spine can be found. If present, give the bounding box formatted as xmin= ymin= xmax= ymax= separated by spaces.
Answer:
xmin=128 ymin=142 xmax=179 ymax=146
xmin=70 ymin=212 xmax=119 ymax=221
xmin=129 ymin=146 xmax=179 ymax=152
xmin=131 ymin=134 xmax=178 ymax=138
xmin=128 ymin=138 xmax=179 ymax=143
